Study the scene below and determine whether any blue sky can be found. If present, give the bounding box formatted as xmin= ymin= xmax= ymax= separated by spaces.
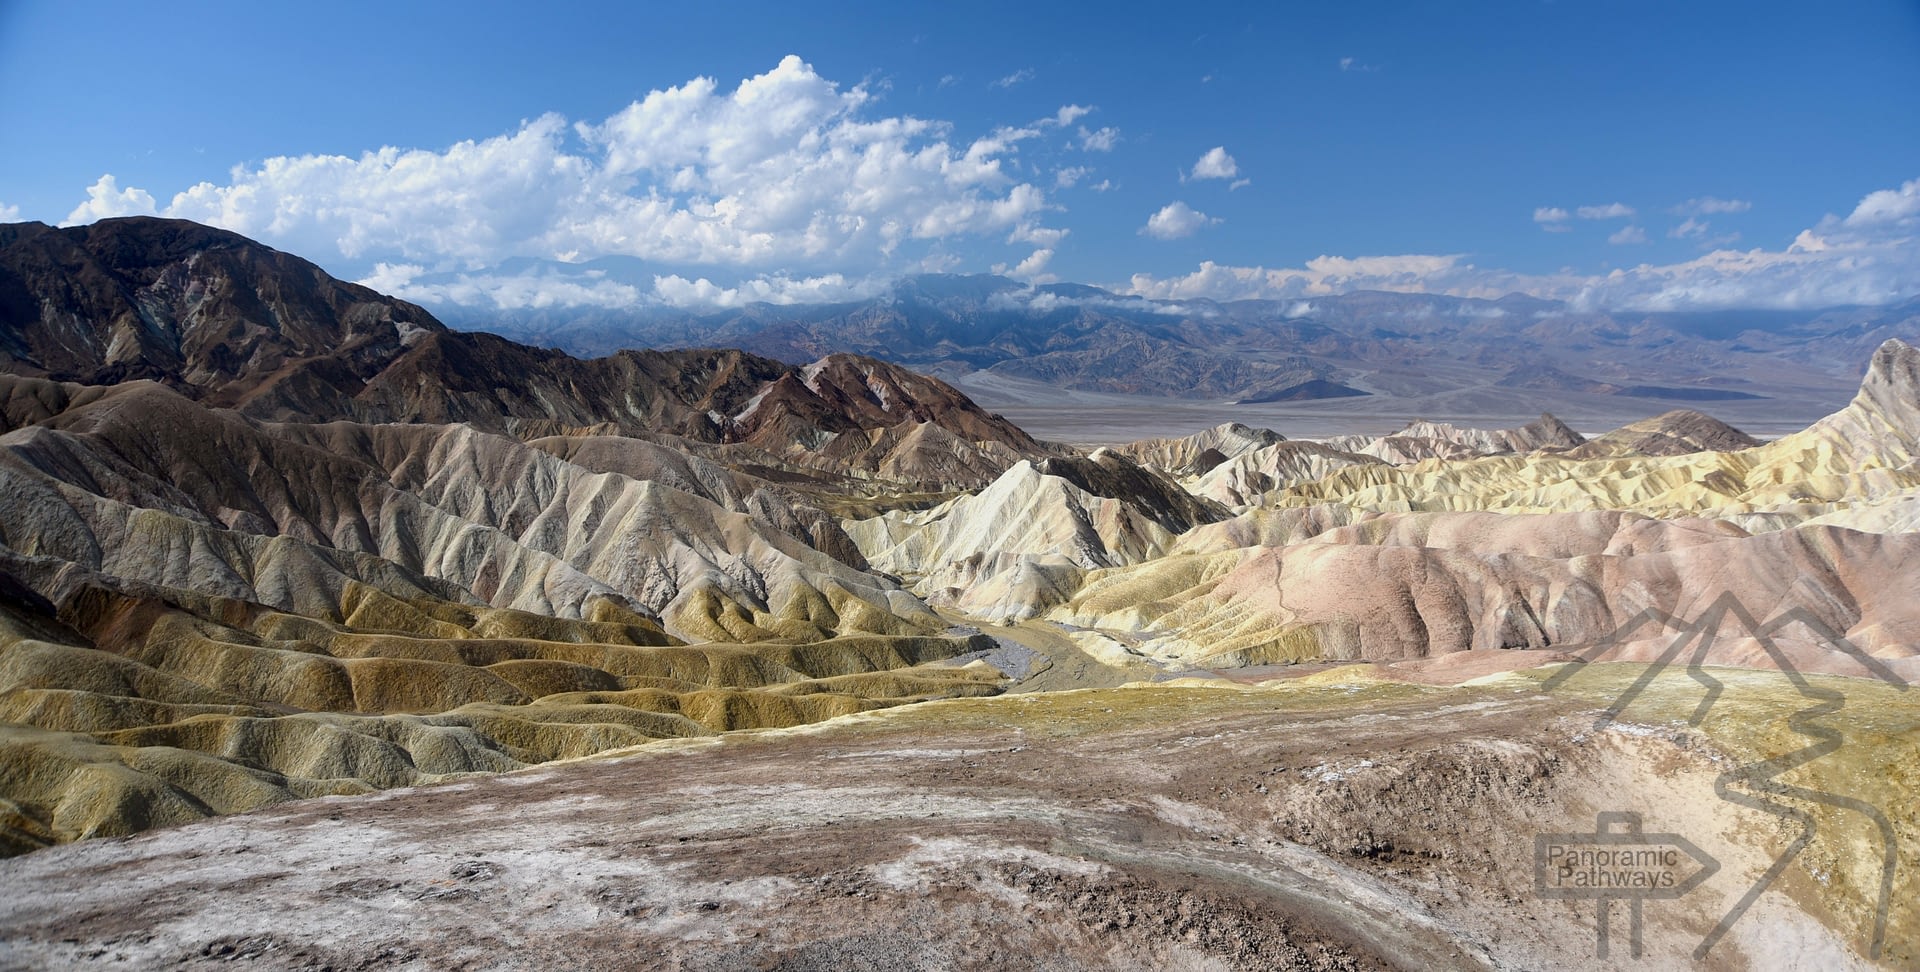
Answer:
xmin=3 ymin=0 xmax=1917 ymax=312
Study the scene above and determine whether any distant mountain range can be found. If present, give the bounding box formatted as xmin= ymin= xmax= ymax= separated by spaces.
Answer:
xmin=429 ymin=268 xmax=1920 ymax=408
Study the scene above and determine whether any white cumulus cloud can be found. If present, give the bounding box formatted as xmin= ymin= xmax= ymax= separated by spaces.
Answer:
xmin=1533 ymin=207 xmax=1571 ymax=232
xmin=360 ymin=262 xmax=647 ymax=309
xmin=1188 ymin=147 xmax=1238 ymax=181
xmin=1140 ymin=202 xmax=1220 ymax=240
xmin=991 ymin=247 xmax=1055 ymax=282
xmin=1078 ymin=126 xmax=1120 ymax=152
xmin=1047 ymin=105 xmax=1092 ymax=127
xmin=1054 ymin=166 xmax=1093 ymax=188
xmin=651 ymin=271 xmax=871 ymax=307
xmin=1576 ymin=177 xmax=1920 ymax=310
xmin=1846 ymin=179 xmax=1920 ymax=228
xmin=1013 ymin=248 xmax=1054 ymax=277
xmin=0 ymin=201 xmax=19 ymax=222
xmin=60 ymin=56 xmax=1062 ymax=278
xmin=64 ymin=175 xmax=157 ymax=224
xmin=1607 ymin=225 xmax=1648 ymax=245
xmin=1126 ymin=254 xmax=1570 ymax=302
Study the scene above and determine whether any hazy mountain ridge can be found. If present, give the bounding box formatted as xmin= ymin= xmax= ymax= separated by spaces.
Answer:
xmin=441 ymin=270 xmax=1915 ymax=410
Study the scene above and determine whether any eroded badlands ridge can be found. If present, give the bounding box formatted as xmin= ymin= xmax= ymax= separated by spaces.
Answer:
xmin=0 ymin=216 xmax=1917 ymax=970
xmin=0 ymin=219 xmax=1068 ymax=853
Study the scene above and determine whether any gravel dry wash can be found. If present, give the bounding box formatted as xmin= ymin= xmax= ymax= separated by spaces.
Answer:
xmin=0 ymin=667 xmax=1893 ymax=971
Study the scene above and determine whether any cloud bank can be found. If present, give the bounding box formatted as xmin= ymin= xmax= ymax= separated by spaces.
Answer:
xmin=62 ymin=56 xmax=1069 ymax=282
xmin=361 ymin=262 xmax=880 ymax=311
xmin=1129 ymin=178 xmax=1920 ymax=311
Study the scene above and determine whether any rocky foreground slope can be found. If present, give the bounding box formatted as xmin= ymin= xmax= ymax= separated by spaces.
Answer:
xmin=2 ymin=666 xmax=1913 ymax=969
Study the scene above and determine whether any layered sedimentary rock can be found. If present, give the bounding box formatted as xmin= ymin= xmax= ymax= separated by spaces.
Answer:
xmin=1113 ymin=421 xmax=1286 ymax=476
xmin=1165 ymin=413 xmax=1585 ymax=509
xmin=0 ymin=572 xmax=998 ymax=856
xmin=1322 ymin=413 xmax=1584 ymax=463
xmin=1056 ymin=511 xmax=1920 ymax=672
xmin=0 ymin=378 xmax=946 ymax=640
xmin=847 ymin=450 xmax=1227 ymax=621
xmin=1257 ymin=347 xmax=1920 ymax=526
xmin=1767 ymin=337 xmax=1920 ymax=469
xmin=1035 ymin=340 xmax=1920 ymax=672
xmin=0 ymin=373 xmax=1012 ymax=854
xmin=1188 ymin=440 xmax=1385 ymax=507
xmin=828 ymin=339 xmax=1920 ymax=678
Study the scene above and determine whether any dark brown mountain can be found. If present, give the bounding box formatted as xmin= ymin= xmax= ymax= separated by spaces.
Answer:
xmin=0 ymin=218 xmax=1052 ymax=489
xmin=1236 ymin=378 xmax=1369 ymax=403
xmin=0 ymin=218 xmax=437 ymax=393
xmin=1561 ymin=408 xmax=1766 ymax=458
